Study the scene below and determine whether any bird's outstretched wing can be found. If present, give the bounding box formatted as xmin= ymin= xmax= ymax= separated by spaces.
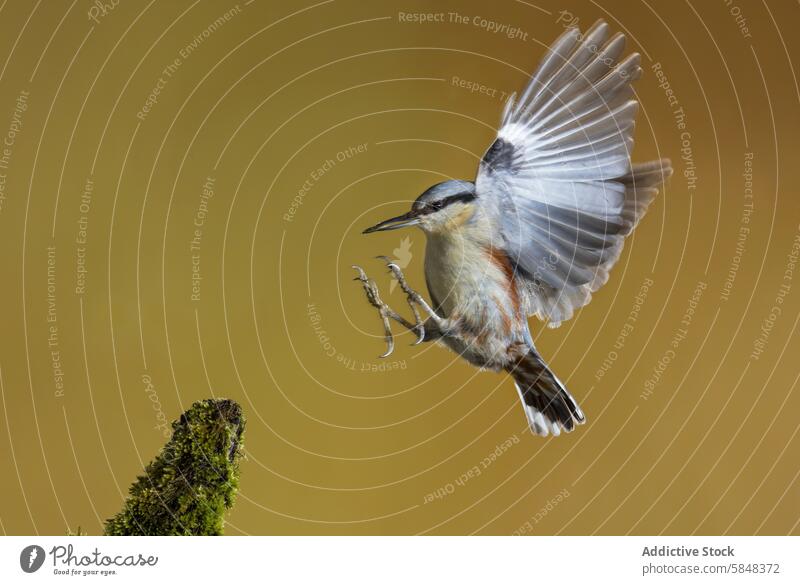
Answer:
xmin=475 ymin=20 xmax=671 ymax=327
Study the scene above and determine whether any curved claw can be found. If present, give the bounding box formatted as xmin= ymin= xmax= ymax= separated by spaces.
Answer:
xmin=377 ymin=303 xmax=395 ymax=357
xmin=379 ymin=335 xmax=395 ymax=358
xmin=377 ymin=256 xmax=403 ymax=277
xmin=382 ymin=259 xmax=442 ymax=325
xmin=383 ymin=260 xmax=408 ymax=290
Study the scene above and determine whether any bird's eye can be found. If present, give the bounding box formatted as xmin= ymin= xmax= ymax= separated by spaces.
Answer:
xmin=428 ymin=200 xmax=444 ymax=211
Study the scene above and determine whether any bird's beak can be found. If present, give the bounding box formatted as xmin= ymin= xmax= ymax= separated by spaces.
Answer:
xmin=363 ymin=210 xmax=420 ymax=234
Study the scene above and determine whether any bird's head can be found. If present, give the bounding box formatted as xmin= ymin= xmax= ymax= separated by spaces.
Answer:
xmin=363 ymin=180 xmax=477 ymax=236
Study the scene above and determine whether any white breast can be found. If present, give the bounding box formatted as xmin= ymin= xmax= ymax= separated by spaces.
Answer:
xmin=424 ymin=228 xmax=528 ymax=369
xmin=424 ymin=230 xmax=508 ymax=319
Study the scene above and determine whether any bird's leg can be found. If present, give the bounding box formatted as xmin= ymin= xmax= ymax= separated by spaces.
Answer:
xmin=352 ymin=265 xmax=428 ymax=357
xmin=379 ymin=257 xmax=444 ymax=328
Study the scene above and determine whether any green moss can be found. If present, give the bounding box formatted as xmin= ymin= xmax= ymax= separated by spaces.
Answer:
xmin=104 ymin=399 xmax=245 ymax=536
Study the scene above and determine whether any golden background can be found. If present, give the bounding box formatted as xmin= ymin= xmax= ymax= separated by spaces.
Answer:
xmin=0 ymin=0 xmax=798 ymax=535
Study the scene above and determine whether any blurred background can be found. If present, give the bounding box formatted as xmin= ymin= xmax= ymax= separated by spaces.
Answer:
xmin=0 ymin=0 xmax=798 ymax=535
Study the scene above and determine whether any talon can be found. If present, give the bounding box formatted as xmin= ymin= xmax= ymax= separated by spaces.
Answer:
xmin=379 ymin=338 xmax=394 ymax=358
xmin=378 ymin=308 xmax=394 ymax=357
xmin=377 ymin=256 xmax=396 ymax=275
xmin=374 ymin=298 xmax=395 ymax=357
xmin=384 ymin=261 xmax=408 ymax=288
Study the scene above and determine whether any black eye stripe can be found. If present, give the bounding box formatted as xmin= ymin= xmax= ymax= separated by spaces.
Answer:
xmin=426 ymin=192 xmax=476 ymax=212
xmin=447 ymin=192 xmax=477 ymax=205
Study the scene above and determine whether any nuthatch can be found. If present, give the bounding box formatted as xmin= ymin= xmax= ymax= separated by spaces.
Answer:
xmin=354 ymin=20 xmax=671 ymax=437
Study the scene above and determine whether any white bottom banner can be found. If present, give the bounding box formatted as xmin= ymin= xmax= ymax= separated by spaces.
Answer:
xmin=1 ymin=536 xmax=796 ymax=584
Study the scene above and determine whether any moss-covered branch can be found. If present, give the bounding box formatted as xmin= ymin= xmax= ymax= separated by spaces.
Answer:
xmin=104 ymin=398 xmax=245 ymax=536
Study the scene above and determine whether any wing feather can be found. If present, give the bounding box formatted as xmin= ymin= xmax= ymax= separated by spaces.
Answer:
xmin=476 ymin=20 xmax=672 ymax=326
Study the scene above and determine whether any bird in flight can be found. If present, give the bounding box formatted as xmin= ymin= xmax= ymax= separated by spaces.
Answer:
xmin=353 ymin=20 xmax=671 ymax=437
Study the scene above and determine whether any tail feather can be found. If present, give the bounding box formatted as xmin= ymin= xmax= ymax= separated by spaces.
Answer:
xmin=508 ymin=348 xmax=585 ymax=437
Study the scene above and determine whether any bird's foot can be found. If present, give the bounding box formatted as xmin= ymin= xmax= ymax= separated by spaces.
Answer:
xmin=352 ymin=264 xmax=425 ymax=357
xmin=352 ymin=265 xmax=396 ymax=357
xmin=377 ymin=256 xmax=443 ymax=327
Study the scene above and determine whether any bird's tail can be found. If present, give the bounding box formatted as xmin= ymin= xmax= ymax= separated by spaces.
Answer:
xmin=506 ymin=345 xmax=585 ymax=437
